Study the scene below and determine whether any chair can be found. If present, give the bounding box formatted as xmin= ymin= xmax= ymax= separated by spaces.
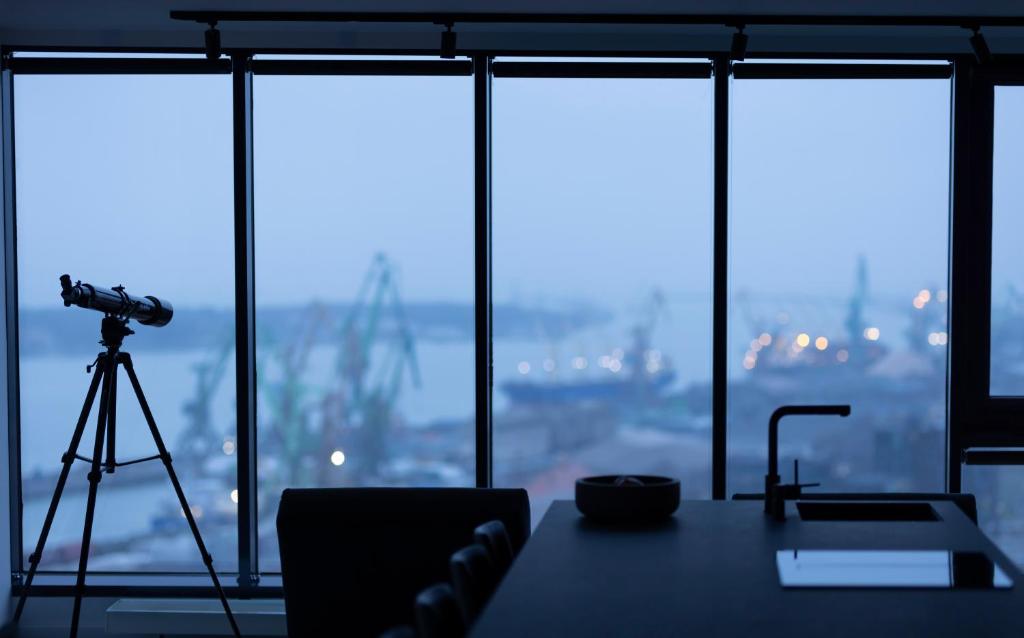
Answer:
xmin=277 ymin=487 xmax=530 ymax=638
xmin=450 ymin=544 xmax=498 ymax=627
xmin=731 ymin=491 xmax=979 ymax=525
xmin=415 ymin=582 xmax=465 ymax=638
xmin=474 ymin=520 xmax=515 ymax=579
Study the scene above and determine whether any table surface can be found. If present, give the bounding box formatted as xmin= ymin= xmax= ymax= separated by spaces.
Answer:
xmin=471 ymin=500 xmax=1024 ymax=638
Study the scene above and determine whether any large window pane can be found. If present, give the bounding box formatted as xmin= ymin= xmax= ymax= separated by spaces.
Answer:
xmin=728 ymin=77 xmax=951 ymax=495
xmin=254 ymin=74 xmax=474 ymax=570
xmin=15 ymin=75 xmax=236 ymax=571
xmin=990 ymin=85 xmax=1024 ymax=396
xmin=965 ymin=463 xmax=1024 ymax=568
xmin=492 ymin=73 xmax=714 ymax=519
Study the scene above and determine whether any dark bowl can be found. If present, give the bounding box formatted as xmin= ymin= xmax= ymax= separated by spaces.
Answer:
xmin=575 ymin=475 xmax=681 ymax=523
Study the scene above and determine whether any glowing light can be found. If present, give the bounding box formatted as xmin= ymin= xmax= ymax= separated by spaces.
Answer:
xmin=814 ymin=336 xmax=829 ymax=351
xmin=222 ymin=438 xmax=236 ymax=455
xmin=572 ymin=356 xmax=588 ymax=370
xmin=864 ymin=327 xmax=880 ymax=341
xmin=836 ymin=349 xmax=849 ymax=363
xmin=517 ymin=361 xmax=531 ymax=374
xmin=598 ymin=355 xmax=612 ymax=368
xmin=937 ymin=290 xmax=948 ymax=303
xmin=750 ymin=340 xmax=762 ymax=352
xmin=608 ymin=359 xmax=623 ymax=373
xmin=918 ymin=289 xmax=932 ymax=303
xmin=742 ymin=356 xmax=756 ymax=370
xmin=330 ymin=450 xmax=346 ymax=466
xmin=646 ymin=361 xmax=661 ymax=374
xmin=928 ymin=332 xmax=940 ymax=346
xmin=795 ymin=333 xmax=810 ymax=348
xmin=542 ymin=359 xmax=556 ymax=372
xmin=913 ymin=297 xmax=925 ymax=309
xmin=230 ymin=489 xmax=239 ymax=504
xmin=758 ymin=333 xmax=773 ymax=346
xmin=646 ymin=349 xmax=662 ymax=362
xmin=938 ymin=331 xmax=948 ymax=345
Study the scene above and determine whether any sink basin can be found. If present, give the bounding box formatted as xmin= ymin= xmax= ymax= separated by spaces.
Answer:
xmin=797 ymin=501 xmax=939 ymax=522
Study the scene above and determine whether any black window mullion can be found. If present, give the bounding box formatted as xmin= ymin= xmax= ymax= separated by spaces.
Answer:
xmin=474 ymin=55 xmax=493 ymax=488
xmin=1 ymin=60 xmax=24 ymax=578
xmin=231 ymin=53 xmax=259 ymax=589
xmin=711 ymin=56 xmax=729 ymax=500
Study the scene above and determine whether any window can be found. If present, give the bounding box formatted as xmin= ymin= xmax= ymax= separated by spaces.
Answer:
xmin=253 ymin=73 xmax=475 ymax=570
xmin=491 ymin=69 xmax=714 ymax=518
xmin=990 ymin=85 xmax=1024 ymax=396
xmin=964 ymin=463 xmax=1024 ymax=567
xmin=728 ymin=75 xmax=952 ymax=495
xmin=14 ymin=74 xmax=235 ymax=571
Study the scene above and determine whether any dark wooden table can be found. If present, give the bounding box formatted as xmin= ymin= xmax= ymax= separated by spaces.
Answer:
xmin=471 ymin=500 xmax=1024 ymax=637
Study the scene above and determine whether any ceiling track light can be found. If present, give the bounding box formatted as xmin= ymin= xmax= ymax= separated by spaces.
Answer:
xmin=968 ymin=25 xmax=992 ymax=64
xmin=204 ymin=20 xmax=221 ymax=60
xmin=730 ymin=24 xmax=748 ymax=61
xmin=439 ymin=22 xmax=457 ymax=59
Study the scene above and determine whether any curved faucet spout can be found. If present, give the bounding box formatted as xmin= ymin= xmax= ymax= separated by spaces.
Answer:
xmin=766 ymin=404 xmax=851 ymax=490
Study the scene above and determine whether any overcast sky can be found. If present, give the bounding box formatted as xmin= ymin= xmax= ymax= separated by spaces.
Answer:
xmin=12 ymin=64 xmax=1014 ymax=315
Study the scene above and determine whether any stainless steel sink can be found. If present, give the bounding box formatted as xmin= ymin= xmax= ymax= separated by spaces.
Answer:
xmin=797 ymin=501 xmax=939 ymax=522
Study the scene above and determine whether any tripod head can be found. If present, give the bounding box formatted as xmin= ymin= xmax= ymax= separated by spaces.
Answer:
xmin=99 ymin=315 xmax=134 ymax=350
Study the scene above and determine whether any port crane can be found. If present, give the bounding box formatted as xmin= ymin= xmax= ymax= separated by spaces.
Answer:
xmin=318 ymin=253 xmax=421 ymax=484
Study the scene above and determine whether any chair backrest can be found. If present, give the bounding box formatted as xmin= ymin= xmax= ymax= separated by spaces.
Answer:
xmin=415 ymin=582 xmax=465 ymax=638
xmin=474 ymin=520 xmax=515 ymax=578
xmin=450 ymin=544 xmax=497 ymax=627
xmin=276 ymin=487 xmax=530 ymax=638
xmin=731 ymin=491 xmax=978 ymax=525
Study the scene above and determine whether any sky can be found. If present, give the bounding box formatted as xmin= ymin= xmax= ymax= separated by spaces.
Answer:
xmin=11 ymin=61 xmax=1011 ymax=321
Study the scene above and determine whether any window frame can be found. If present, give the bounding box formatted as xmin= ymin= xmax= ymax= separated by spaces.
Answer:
xmin=948 ymin=58 xmax=1024 ymax=490
xmin=0 ymin=47 xmax=977 ymax=595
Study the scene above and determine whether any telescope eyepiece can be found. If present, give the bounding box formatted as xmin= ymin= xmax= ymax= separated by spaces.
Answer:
xmin=59 ymin=274 xmax=173 ymax=327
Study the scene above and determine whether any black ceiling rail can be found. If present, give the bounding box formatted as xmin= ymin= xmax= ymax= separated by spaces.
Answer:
xmin=169 ymin=10 xmax=1024 ymax=28
xmin=3 ymin=57 xmax=231 ymax=74
xmin=250 ymin=59 xmax=472 ymax=76
xmin=492 ymin=61 xmax=712 ymax=79
xmin=732 ymin=62 xmax=953 ymax=80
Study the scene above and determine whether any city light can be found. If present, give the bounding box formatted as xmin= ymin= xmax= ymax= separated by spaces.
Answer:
xmin=758 ymin=333 xmax=772 ymax=346
xmin=836 ymin=349 xmax=849 ymax=363
xmin=918 ymin=289 xmax=932 ymax=303
xmin=815 ymin=336 xmax=829 ymax=351
xmin=517 ymin=361 xmax=531 ymax=374
xmin=864 ymin=327 xmax=880 ymax=341
xmin=543 ymin=358 xmax=556 ymax=372
xmin=913 ymin=296 xmax=926 ymax=309
xmin=330 ymin=450 xmax=346 ymax=466
xmin=928 ymin=332 xmax=940 ymax=346
xmin=938 ymin=331 xmax=948 ymax=345
xmin=222 ymin=438 xmax=235 ymax=455
xmin=796 ymin=333 xmax=810 ymax=348
xmin=608 ymin=359 xmax=623 ymax=373
xmin=742 ymin=355 xmax=756 ymax=370
xmin=230 ymin=489 xmax=238 ymax=504
xmin=572 ymin=356 xmax=588 ymax=370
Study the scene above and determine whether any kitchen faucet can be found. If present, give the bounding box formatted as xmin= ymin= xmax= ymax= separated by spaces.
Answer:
xmin=765 ymin=404 xmax=851 ymax=519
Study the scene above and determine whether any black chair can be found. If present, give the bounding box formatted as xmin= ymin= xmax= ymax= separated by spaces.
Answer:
xmin=277 ymin=487 xmax=530 ymax=638
xmin=450 ymin=544 xmax=498 ymax=627
xmin=415 ymin=582 xmax=465 ymax=638
xmin=474 ymin=520 xmax=515 ymax=579
xmin=731 ymin=491 xmax=979 ymax=525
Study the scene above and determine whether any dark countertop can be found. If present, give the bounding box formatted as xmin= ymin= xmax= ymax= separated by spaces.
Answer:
xmin=471 ymin=500 xmax=1024 ymax=638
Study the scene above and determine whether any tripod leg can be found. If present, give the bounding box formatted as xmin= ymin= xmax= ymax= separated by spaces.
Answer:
xmin=104 ymin=360 xmax=117 ymax=473
xmin=13 ymin=357 xmax=105 ymax=624
xmin=69 ymin=354 xmax=116 ymax=638
xmin=121 ymin=355 xmax=242 ymax=638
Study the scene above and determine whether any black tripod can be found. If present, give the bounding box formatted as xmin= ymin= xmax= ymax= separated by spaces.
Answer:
xmin=13 ymin=315 xmax=241 ymax=638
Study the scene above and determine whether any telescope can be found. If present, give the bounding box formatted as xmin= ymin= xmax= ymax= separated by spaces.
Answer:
xmin=59 ymin=274 xmax=174 ymax=327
